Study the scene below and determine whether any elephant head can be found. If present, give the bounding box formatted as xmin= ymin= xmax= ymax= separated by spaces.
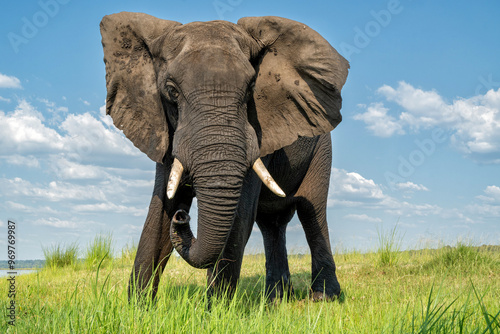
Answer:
xmin=100 ymin=12 xmax=348 ymax=269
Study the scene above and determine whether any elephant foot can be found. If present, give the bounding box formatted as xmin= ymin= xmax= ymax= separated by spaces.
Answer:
xmin=266 ymin=278 xmax=294 ymax=303
xmin=310 ymin=288 xmax=343 ymax=302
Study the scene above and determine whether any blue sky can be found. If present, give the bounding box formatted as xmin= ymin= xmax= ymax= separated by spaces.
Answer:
xmin=1 ymin=0 xmax=499 ymax=260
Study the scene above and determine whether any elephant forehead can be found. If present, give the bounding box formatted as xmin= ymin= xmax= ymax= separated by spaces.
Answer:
xmin=167 ymin=47 xmax=255 ymax=89
xmin=181 ymin=21 xmax=245 ymax=44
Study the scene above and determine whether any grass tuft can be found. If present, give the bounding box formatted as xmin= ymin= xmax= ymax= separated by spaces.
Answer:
xmin=84 ymin=233 xmax=113 ymax=269
xmin=42 ymin=242 xmax=79 ymax=269
xmin=120 ymin=242 xmax=137 ymax=262
xmin=377 ymin=223 xmax=404 ymax=267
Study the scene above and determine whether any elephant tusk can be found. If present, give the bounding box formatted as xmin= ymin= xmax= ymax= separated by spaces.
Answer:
xmin=253 ymin=158 xmax=286 ymax=198
xmin=167 ymin=158 xmax=184 ymax=199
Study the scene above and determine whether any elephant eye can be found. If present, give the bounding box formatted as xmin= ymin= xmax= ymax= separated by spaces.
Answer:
xmin=165 ymin=83 xmax=180 ymax=103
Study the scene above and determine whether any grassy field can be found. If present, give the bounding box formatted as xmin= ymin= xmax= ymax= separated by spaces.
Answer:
xmin=1 ymin=240 xmax=499 ymax=333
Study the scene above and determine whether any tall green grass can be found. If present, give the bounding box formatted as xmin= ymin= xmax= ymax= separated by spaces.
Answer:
xmin=377 ymin=223 xmax=404 ymax=266
xmin=84 ymin=233 xmax=113 ymax=268
xmin=42 ymin=242 xmax=79 ymax=269
xmin=120 ymin=241 xmax=137 ymax=262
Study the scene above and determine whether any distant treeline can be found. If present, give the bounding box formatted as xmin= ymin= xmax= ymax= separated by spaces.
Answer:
xmin=0 ymin=259 xmax=45 ymax=269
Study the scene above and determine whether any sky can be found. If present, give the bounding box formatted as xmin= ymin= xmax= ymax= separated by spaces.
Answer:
xmin=1 ymin=0 xmax=499 ymax=260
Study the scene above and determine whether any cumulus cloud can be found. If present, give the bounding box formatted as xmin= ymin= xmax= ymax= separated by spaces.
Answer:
xmin=468 ymin=185 xmax=500 ymax=218
xmin=73 ymin=202 xmax=147 ymax=217
xmin=0 ymin=100 xmax=65 ymax=154
xmin=49 ymin=156 xmax=108 ymax=180
xmin=0 ymin=100 xmax=143 ymax=167
xmin=1 ymin=177 xmax=107 ymax=202
xmin=34 ymin=217 xmax=78 ymax=229
xmin=329 ymin=168 xmax=441 ymax=217
xmin=353 ymin=102 xmax=405 ymax=137
xmin=4 ymin=154 xmax=40 ymax=168
xmin=0 ymin=73 xmax=22 ymax=89
xmin=355 ymin=82 xmax=500 ymax=163
xmin=343 ymin=213 xmax=382 ymax=223
xmin=328 ymin=168 xmax=385 ymax=208
xmin=395 ymin=181 xmax=429 ymax=192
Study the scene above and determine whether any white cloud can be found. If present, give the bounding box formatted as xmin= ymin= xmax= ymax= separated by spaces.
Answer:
xmin=469 ymin=185 xmax=500 ymax=219
xmin=355 ymin=82 xmax=500 ymax=163
xmin=79 ymin=98 xmax=90 ymax=106
xmin=4 ymin=154 xmax=40 ymax=168
xmin=353 ymin=102 xmax=405 ymax=137
xmin=49 ymin=156 xmax=108 ymax=180
xmin=484 ymin=185 xmax=500 ymax=202
xmin=121 ymin=223 xmax=143 ymax=233
xmin=34 ymin=217 xmax=78 ymax=229
xmin=395 ymin=181 xmax=429 ymax=192
xmin=6 ymin=201 xmax=30 ymax=211
xmin=5 ymin=201 xmax=59 ymax=214
xmin=60 ymin=112 xmax=140 ymax=158
xmin=0 ymin=100 xmax=141 ymax=162
xmin=329 ymin=168 xmax=442 ymax=218
xmin=0 ymin=100 xmax=65 ymax=154
xmin=73 ymin=202 xmax=147 ymax=216
xmin=0 ymin=96 xmax=11 ymax=103
xmin=0 ymin=73 xmax=22 ymax=89
xmin=378 ymin=82 xmax=456 ymax=128
xmin=343 ymin=213 xmax=382 ymax=223
xmin=0 ymin=177 xmax=107 ymax=202
xmin=328 ymin=168 xmax=385 ymax=207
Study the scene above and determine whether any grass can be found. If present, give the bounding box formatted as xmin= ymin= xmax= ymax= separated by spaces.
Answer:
xmin=42 ymin=243 xmax=79 ymax=269
xmin=377 ymin=223 xmax=404 ymax=267
xmin=120 ymin=242 xmax=137 ymax=263
xmin=2 ymin=238 xmax=499 ymax=333
xmin=84 ymin=233 xmax=113 ymax=269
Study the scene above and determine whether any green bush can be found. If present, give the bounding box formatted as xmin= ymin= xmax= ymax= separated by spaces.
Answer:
xmin=43 ymin=242 xmax=79 ymax=269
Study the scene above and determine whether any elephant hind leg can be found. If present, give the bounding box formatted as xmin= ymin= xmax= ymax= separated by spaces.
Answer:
xmin=256 ymin=207 xmax=296 ymax=302
xmin=296 ymin=198 xmax=340 ymax=301
xmin=295 ymin=134 xmax=340 ymax=301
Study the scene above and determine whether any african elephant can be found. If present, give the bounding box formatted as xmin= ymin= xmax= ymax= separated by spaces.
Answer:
xmin=100 ymin=12 xmax=349 ymax=301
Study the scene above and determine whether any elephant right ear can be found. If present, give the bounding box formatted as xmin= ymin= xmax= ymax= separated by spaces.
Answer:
xmin=238 ymin=16 xmax=349 ymax=157
xmin=100 ymin=12 xmax=181 ymax=163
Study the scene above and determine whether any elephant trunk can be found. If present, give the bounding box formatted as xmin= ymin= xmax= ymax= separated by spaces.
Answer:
xmin=170 ymin=121 xmax=248 ymax=268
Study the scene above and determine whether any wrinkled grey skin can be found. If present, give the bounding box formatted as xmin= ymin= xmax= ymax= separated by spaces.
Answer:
xmin=100 ymin=12 xmax=349 ymax=301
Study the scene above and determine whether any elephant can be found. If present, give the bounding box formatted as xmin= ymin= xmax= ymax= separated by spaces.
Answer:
xmin=100 ymin=12 xmax=349 ymax=302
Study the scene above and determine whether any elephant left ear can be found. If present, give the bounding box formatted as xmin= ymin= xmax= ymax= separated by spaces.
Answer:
xmin=238 ymin=16 xmax=349 ymax=157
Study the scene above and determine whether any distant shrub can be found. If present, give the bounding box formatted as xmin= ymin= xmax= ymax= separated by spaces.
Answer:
xmin=85 ymin=233 xmax=113 ymax=268
xmin=425 ymin=242 xmax=494 ymax=270
xmin=43 ymin=243 xmax=79 ymax=269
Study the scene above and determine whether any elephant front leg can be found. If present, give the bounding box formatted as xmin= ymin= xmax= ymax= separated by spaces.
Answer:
xmin=129 ymin=196 xmax=172 ymax=300
xmin=129 ymin=162 xmax=193 ymax=301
